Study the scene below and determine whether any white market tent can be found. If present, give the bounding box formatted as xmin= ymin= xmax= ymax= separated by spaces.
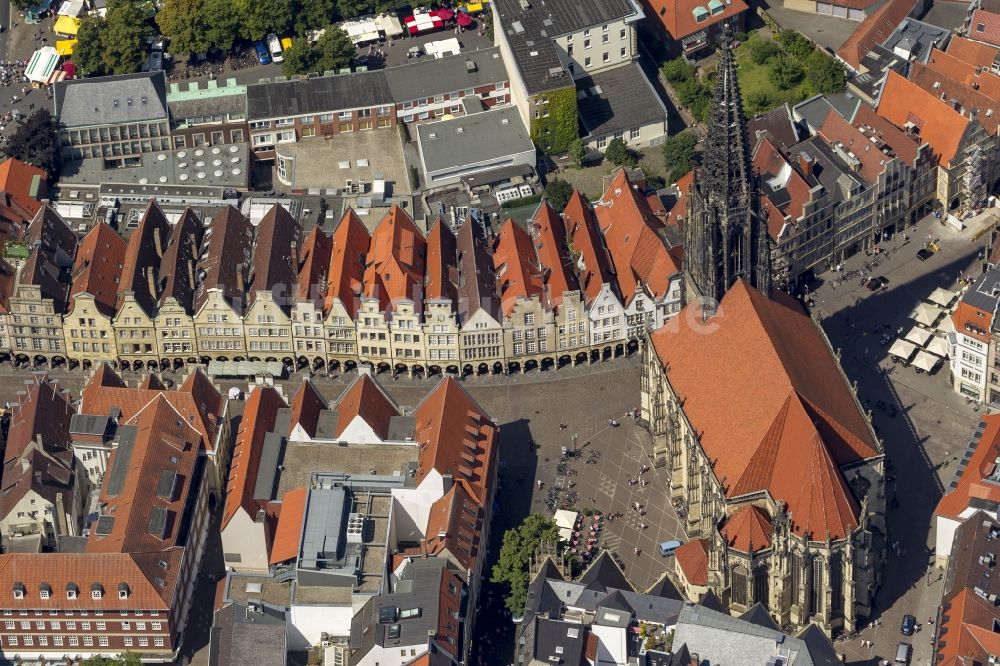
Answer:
xmin=927 ymin=287 xmax=958 ymax=308
xmin=57 ymin=0 xmax=85 ymax=16
xmin=554 ymin=509 xmax=578 ymax=542
xmin=25 ymin=47 xmax=60 ymax=85
xmin=377 ymin=13 xmax=404 ymax=37
xmin=926 ymin=335 xmax=950 ymax=358
xmin=343 ymin=18 xmax=380 ymax=45
xmin=913 ymin=350 xmax=940 ymax=372
xmin=425 ymin=37 xmax=461 ymax=58
xmin=889 ymin=339 xmax=917 ymax=361
xmin=903 ymin=326 xmax=933 ymax=347
xmin=910 ymin=302 xmax=945 ymax=327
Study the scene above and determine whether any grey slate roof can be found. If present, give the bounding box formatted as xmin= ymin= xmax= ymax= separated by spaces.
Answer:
xmin=576 ymin=63 xmax=666 ymax=138
xmin=960 ymin=267 xmax=1000 ymax=317
xmin=383 ymin=48 xmax=510 ymax=103
xmin=54 ymin=71 xmax=168 ymax=128
xmin=748 ymin=103 xmax=799 ymax=152
xmin=493 ymin=0 xmax=639 ymax=94
xmin=417 ymin=106 xmax=533 ymax=175
xmin=792 ymin=93 xmax=861 ymax=135
xmin=209 ymin=602 xmax=287 ymax=666
xmin=246 ymin=71 xmax=393 ymax=120
xmin=882 ymin=17 xmax=950 ymax=64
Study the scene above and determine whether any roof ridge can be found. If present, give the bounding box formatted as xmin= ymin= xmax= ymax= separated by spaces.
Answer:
xmin=791 ymin=429 xmax=858 ymax=540
xmin=731 ymin=392 xmax=794 ymax=494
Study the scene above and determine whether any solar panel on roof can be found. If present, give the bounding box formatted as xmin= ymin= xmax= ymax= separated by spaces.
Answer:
xmin=95 ymin=515 xmax=115 ymax=536
xmin=147 ymin=506 xmax=169 ymax=538
xmin=156 ymin=470 xmax=178 ymax=500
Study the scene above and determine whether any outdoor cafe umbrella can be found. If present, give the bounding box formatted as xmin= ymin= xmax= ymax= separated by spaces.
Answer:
xmin=925 ymin=335 xmax=950 ymax=358
xmin=927 ymin=287 xmax=958 ymax=308
xmin=909 ymin=302 xmax=944 ymax=327
xmin=456 ymin=11 xmax=473 ymax=26
xmin=888 ymin=338 xmax=917 ymax=362
xmin=912 ymin=350 xmax=940 ymax=373
xmin=903 ymin=326 xmax=932 ymax=347
xmin=436 ymin=7 xmax=455 ymax=19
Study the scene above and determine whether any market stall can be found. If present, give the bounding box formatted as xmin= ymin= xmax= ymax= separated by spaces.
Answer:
xmin=553 ymin=509 xmax=578 ymax=542
xmin=404 ymin=9 xmax=447 ymax=34
xmin=55 ymin=39 xmax=76 ymax=56
xmin=424 ymin=37 xmax=461 ymax=58
xmin=53 ymin=15 xmax=80 ymax=36
xmin=343 ymin=17 xmax=381 ymax=45
xmin=377 ymin=13 xmax=404 ymax=37
xmin=25 ymin=47 xmax=60 ymax=87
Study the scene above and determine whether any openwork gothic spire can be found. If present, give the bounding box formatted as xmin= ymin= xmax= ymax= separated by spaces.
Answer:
xmin=684 ymin=30 xmax=772 ymax=312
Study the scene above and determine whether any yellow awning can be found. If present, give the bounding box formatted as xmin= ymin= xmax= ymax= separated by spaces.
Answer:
xmin=55 ymin=39 xmax=76 ymax=55
xmin=53 ymin=15 xmax=80 ymax=36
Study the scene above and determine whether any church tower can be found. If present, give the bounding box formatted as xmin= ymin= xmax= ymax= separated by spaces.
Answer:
xmin=684 ymin=32 xmax=772 ymax=313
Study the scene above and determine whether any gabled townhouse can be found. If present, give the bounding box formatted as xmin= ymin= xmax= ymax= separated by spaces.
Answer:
xmin=0 ymin=374 xmax=80 ymax=548
xmin=424 ymin=219 xmax=461 ymax=372
xmin=65 ymin=222 xmax=124 ymax=368
xmin=529 ymin=201 xmax=588 ymax=363
xmin=493 ymin=219 xmax=553 ymax=372
xmin=358 ymin=206 xmax=427 ymax=376
xmin=949 ymin=268 xmax=1000 ymax=402
xmin=563 ymin=190 xmax=627 ymax=357
xmin=244 ymin=205 xmax=301 ymax=364
xmin=291 ymin=226 xmax=332 ymax=369
xmin=455 ymin=216 xmax=504 ymax=375
xmin=193 ymin=206 xmax=253 ymax=362
xmin=8 ymin=204 xmax=77 ymax=366
xmin=113 ymin=200 xmax=171 ymax=370
xmin=877 ymin=70 xmax=998 ymax=215
xmin=71 ymin=364 xmax=228 ymax=490
xmin=643 ymin=0 xmax=748 ymax=59
xmin=153 ymin=208 xmax=203 ymax=368
xmin=324 ymin=209 xmax=369 ymax=372
xmin=946 ymin=34 xmax=1000 ymax=73
xmin=594 ymin=170 xmax=683 ymax=340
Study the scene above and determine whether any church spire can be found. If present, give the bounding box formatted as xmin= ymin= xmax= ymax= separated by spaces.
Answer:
xmin=683 ymin=30 xmax=772 ymax=312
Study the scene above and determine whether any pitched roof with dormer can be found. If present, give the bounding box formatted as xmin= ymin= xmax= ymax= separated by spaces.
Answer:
xmin=117 ymin=200 xmax=170 ymax=316
xmin=19 ymin=204 xmax=77 ymax=309
xmin=649 ymin=281 xmax=879 ymax=540
xmin=363 ymin=206 xmax=426 ymax=311
xmin=326 ymin=209 xmax=370 ymax=319
xmin=946 ymin=35 xmax=1000 ymax=69
xmin=530 ymin=201 xmax=580 ymax=311
xmin=248 ymin=205 xmax=300 ymax=312
xmin=0 ymin=159 xmax=46 ymax=219
xmin=425 ymin=218 xmax=458 ymax=309
xmin=295 ymin=226 xmax=332 ymax=304
xmin=69 ymin=221 xmax=126 ymax=318
xmin=493 ymin=219 xmax=544 ymax=317
xmin=564 ymin=191 xmax=618 ymax=307
xmin=194 ymin=205 xmax=254 ymax=315
xmin=877 ymin=71 xmax=971 ymax=167
xmin=157 ymin=208 xmax=204 ymax=313
xmin=332 ymin=373 xmax=401 ymax=440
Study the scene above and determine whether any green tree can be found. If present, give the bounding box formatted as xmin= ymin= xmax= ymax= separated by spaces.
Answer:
xmin=662 ymin=57 xmax=696 ymax=84
xmin=662 ymin=130 xmax=697 ymax=182
xmin=101 ymin=0 xmax=153 ymax=75
xmin=294 ymin=0 xmax=338 ymax=36
xmin=314 ymin=26 xmax=356 ymax=72
xmin=604 ymin=137 xmax=636 ymax=167
xmin=777 ymin=30 xmax=814 ymax=60
xmin=73 ymin=15 xmax=108 ymax=77
xmin=202 ymin=0 xmax=241 ymax=53
xmin=544 ymin=178 xmax=574 ymax=211
xmin=4 ymin=109 xmax=62 ymax=178
xmin=157 ymin=0 xmax=211 ymax=56
xmin=236 ymin=0 xmax=294 ymax=41
xmin=748 ymin=38 xmax=781 ymax=65
xmin=569 ymin=138 xmax=587 ymax=168
xmin=491 ymin=514 xmax=559 ymax=615
xmin=745 ymin=90 xmax=773 ymax=116
xmin=282 ymin=37 xmax=320 ymax=75
xmin=337 ymin=0 xmax=372 ymax=19
xmin=805 ymin=52 xmax=847 ymax=94
xmin=770 ymin=56 xmax=803 ymax=91
xmin=81 ymin=652 xmax=143 ymax=666
xmin=676 ymin=78 xmax=712 ymax=123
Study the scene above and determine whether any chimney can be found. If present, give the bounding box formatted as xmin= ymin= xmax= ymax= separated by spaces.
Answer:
xmin=798 ymin=152 xmax=814 ymax=177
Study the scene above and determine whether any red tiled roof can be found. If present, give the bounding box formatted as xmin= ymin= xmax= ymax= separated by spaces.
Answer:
xmin=288 ymin=379 xmax=326 ymax=438
xmin=425 ymin=218 xmax=458 ymax=308
xmin=971 ymin=9 xmax=1000 ymax=47
xmin=425 ymin=479 xmax=483 ymax=571
xmin=595 ymin=170 xmax=681 ymax=305
xmin=721 ymin=504 xmax=773 ymax=551
xmin=157 ymin=209 xmax=204 ymax=313
xmin=413 ymin=377 xmax=497 ymax=504
xmin=947 ymin=35 xmax=1000 ymax=69
xmin=20 ymin=205 xmax=77 ymax=309
xmin=80 ymin=366 xmax=224 ymax=453
xmin=249 ymin=205 xmax=300 ymax=312
xmin=221 ymin=387 xmax=286 ymax=530
xmin=0 ymin=158 xmax=46 ymax=219
xmin=927 ymin=48 xmax=1000 ymax=101
xmin=667 ymin=172 xmax=694 ymax=226
xmin=117 ymin=200 xmax=171 ymax=316
xmin=649 ymin=281 xmax=879 ymax=540
xmin=877 ymin=71 xmax=969 ymax=167
xmin=363 ymin=206 xmax=426 ymax=310
xmin=296 ymin=227 xmax=332 ymax=303
xmin=818 ymin=110 xmax=891 ymax=184
xmin=852 ymin=105 xmax=921 ymax=165
xmin=531 ymin=201 xmax=580 ymax=310
xmin=326 ymin=209 xmax=370 ymax=319
xmin=953 ymin=300 xmax=994 ymax=343
xmin=936 ymin=587 xmax=1000 ymax=666
xmin=674 ymin=538 xmax=709 ymax=586
xmin=936 ymin=415 xmax=1000 ymax=520
xmin=269 ymin=487 xmax=307 ymax=565
xmin=69 ymin=221 xmax=126 ymax=317
xmin=646 ymin=0 xmax=749 ymax=40
xmin=910 ymin=60 xmax=1000 ymax=136
xmin=493 ymin=219 xmax=544 ymax=317
xmin=89 ymin=395 xmax=201 ymax=556
xmin=752 ymin=138 xmax=813 ymax=237
xmin=138 ymin=374 xmax=166 ymax=390
xmin=194 ymin=205 xmax=253 ymax=315
xmin=564 ymin=190 xmax=618 ymax=306
xmin=332 ymin=373 xmax=401 ymax=440
xmin=837 ymin=0 xmax=917 ymax=69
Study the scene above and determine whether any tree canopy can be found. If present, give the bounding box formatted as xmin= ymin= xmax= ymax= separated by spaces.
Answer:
xmin=490 ymin=514 xmax=559 ymax=615
xmin=662 ymin=130 xmax=698 ymax=182
xmin=770 ymin=56 xmax=804 ymax=91
xmin=101 ymin=0 xmax=153 ymax=74
xmin=157 ymin=0 xmax=240 ymax=55
xmin=805 ymin=51 xmax=847 ymax=94
xmin=282 ymin=26 xmax=355 ymax=75
xmin=81 ymin=652 xmax=143 ymax=666
xmin=544 ymin=178 xmax=574 ymax=212
xmin=72 ymin=15 xmax=108 ymax=77
xmin=604 ymin=138 xmax=637 ymax=168
xmin=4 ymin=109 xmax=62 ymax=178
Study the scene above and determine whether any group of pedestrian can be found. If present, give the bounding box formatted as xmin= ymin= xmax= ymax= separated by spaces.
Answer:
xmin=0 ymin=60 xmax=27 ymax=90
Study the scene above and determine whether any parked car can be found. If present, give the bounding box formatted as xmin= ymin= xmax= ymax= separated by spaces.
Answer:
xmin=895 ymin=642 xmax=911 ymax=664
xmin=916 ymin=248 xmax=934 ymax=261
xmin=866 ymin=276 xmax=889 ymax=291
xmin=253 ymin=41 xmax=271 ymax=65
xmin=146 ymin=49 xmax=164 ymax=72
xmin=659 ymin=540 xmax=683 ymax=557
xmin=900 ymin=614 xmax=916 ymax=635
xmin=267 ymin=33 xmax=284 ymax=63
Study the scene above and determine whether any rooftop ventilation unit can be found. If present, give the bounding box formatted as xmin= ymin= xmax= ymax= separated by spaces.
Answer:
xmin=346 ymin=512 xmax=365 ymax=543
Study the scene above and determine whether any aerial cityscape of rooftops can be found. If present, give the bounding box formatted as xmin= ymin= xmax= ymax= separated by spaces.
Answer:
xmin=0 ymin=0 xmax=993 ymax=661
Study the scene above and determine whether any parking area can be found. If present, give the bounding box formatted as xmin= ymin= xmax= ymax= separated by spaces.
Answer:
xmin=760 ymin=0 xmax=859 ymax=52
xmin=354 ymin=23 xmax=494 ymax=69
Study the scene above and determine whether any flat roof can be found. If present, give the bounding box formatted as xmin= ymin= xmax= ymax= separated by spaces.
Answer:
xmin=417 ymin=106 xmax=534 ymax=174
xmin=59 ymin=143 xmax=250 ymax=190
xmin=383 ymin=48 xmax=509 ymax=103
xmin=274 ymin=440 xmax=418 ymax=499
xmin=246 ymin=71 xmax=393 ymax=120
xmin=576 ymin=63 xmax=666 ymax=138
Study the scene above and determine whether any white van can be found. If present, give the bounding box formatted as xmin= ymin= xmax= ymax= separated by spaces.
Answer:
xmin=894 ymin=642 xmax=911 ymax=665
xmin=266 ymin=33 xmax=284 ymax=63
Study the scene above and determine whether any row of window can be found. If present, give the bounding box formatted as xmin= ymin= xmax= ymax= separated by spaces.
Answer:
xmin=5 ymin=619 xmax=162 ymax=631
xmin=2 ymin=634 xmax=165 ymax=648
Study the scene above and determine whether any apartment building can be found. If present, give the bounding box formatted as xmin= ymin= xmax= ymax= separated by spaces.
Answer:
xmin=244 ymin=205 xmax=301 ymax=362
xmin=153 ymin=208 xmax=203 ymax=366
xmin=291 ymin=226 xmax=332 ymax=368
xmin=8 ymin=205 xmax=77 ymax=365
xmin=324 ymin=210 xmax=369 ymax=370
xmin=0 ymin=374 xmax=81 ymax=547
xmin=455 ymin=216 xmax=505 ymax=374
xmin=949 ymin=269 xmax=999 ymax=401
xmin=424 ymin=220 xmax=461 ymax=369
xmin=193 ymin=206 xmax=253 ymax=361
xmin=114 ymin=200 xmax=171 ymax=369
xmin=65 ymin=222 xmax=125 ymax=367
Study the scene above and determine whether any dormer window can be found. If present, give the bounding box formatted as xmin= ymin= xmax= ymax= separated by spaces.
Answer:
xmin=66 ymin=583 xmax=78 ymax=599
xmin=118 ymin=583 xmax=129 ymax=600
xmin=12 ymin=582 xmax=24 ymax=600
xmin=39 ymin=583 xmax=51 ymax=600
xmin=91 ymin=584 xmax=103 ymax=600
